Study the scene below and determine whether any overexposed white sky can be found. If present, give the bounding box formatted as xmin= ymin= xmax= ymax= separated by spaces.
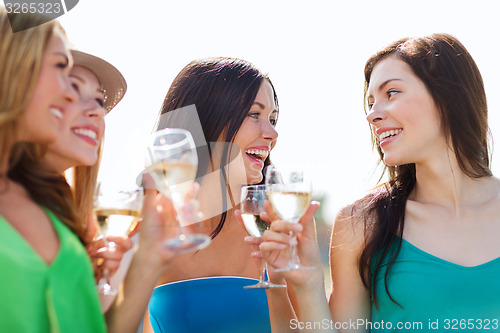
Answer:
xmin=59 ymin=0 xmax=500 ymax=223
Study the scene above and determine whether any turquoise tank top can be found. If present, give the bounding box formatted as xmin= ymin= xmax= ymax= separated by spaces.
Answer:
xmin=371 ymin=237 xmax=500 ymax=332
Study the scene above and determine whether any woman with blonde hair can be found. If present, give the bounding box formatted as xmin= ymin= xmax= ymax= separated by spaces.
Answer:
xmin=1 ymin=8 xmax=178 ymax=332
xmin=0 ymin=7 xmax=104 ymax=332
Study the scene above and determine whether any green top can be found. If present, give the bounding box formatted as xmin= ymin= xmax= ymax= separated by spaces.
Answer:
xmin=371 ymin=237 xmax=500 ymax=332
xmin=0 ymin=208 xmax=106 ymax=333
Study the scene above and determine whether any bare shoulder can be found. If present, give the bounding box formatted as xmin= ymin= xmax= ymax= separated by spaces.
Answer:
xmin=331 ymin=200 xmax=371 ymax=250
xmin=329 ymin=200 xmax=371 ymax=276
xmin=329 ymin=201 xmax=372 ymax=325
xmin=487 ymin=176 xmax=500 ymax=200
xmin=473 ymin=176 xmax=500 ymax=211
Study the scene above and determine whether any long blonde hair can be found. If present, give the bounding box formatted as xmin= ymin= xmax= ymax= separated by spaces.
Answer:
xmin=71 ymin=145 xmax=102 ymax=241
xmin=0 ymin=8 xmax=59 ymax=171
xmin=1 ymin=8 xmax=88 ymax=242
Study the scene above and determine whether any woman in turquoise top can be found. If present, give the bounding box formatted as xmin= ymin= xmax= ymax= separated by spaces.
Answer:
xmin=258 ymin=33 xmax=500 ymax=332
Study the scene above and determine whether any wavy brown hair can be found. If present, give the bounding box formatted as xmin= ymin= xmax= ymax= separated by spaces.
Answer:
xmin=8 ymin=144 xmax=87 ymax=242
xmin=357 ymin=33 xmax=492 ymax=307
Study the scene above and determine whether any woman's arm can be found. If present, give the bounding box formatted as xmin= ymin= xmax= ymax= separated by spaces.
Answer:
xmin=88 ymin=234 xmax=134 ymax=312
xmin=260 ymin=202 xmax=373 ymax=333
xmin=235 ymin=209 xmax=298 ymax=332
xmin=265 ymin=279 xmax=298 ymax=333
xmin=105 ymin=187 xmax=178 ymax=333
xmin=260 ymin=201 xmax=334 ymax=332
xmin=329 ymin=206 xmax=371 ymax=333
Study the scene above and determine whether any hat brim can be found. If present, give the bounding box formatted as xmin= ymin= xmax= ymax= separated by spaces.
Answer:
xmin=71 ymin=50 xmax=127 ymax=113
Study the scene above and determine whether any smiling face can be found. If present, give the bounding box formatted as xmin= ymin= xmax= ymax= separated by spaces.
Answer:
xmin=44 ymin=66 xmax=106 ymax=173
xmin=232 ymin=80 xmax=278 ymax=184
xmin=18 ymin=29 xmax=76 ymax=144
xmin=366 ymin=56 xmax=447 ymax=167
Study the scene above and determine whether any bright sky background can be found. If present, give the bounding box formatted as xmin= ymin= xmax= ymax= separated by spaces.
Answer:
xmin=59 ymin=0 xmax=500 ymax=223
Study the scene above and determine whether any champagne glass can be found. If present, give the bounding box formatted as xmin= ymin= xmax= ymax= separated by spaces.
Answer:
xmin=240 ymin=185 xmax=286 ymax=289
xmin=145 ymin=128 xmax=211 ymax=253
xmin=265 ymin=166 xmax=316 ymax=272
xmin=93 ymin=185 xmax=143 ymax=295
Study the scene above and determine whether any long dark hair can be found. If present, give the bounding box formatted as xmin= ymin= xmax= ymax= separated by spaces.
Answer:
xmin=158 ymin=57 xmax=278 ymax=238
xmin=358 ymin=33 xmax=492 ymax=307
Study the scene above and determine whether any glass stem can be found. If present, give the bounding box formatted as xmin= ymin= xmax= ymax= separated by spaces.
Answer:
xmin=259 ymin=260 xmax=267 ymax=282
xmin=98 ymin=269 xmax=111 ymax=287
xmin=177 ymin=225 xmax=190 ymax=239
xmin=289 ymin=230 xmax=300 ymax=267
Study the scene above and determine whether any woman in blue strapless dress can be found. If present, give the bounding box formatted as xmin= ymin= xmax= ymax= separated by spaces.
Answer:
xmin=143 ymin=57 xmax=294 ymax=332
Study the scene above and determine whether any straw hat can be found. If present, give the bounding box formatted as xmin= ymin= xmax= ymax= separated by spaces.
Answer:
xmin=71 ymin=50 xmax=127 ymax=113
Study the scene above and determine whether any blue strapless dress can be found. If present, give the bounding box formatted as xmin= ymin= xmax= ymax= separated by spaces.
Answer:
xmin=148 ymin=276 xmax=271 ymax=333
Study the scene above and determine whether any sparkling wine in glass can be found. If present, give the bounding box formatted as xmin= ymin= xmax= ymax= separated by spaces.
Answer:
xmin=93 ymin=185 xmax=143 ymax=296
xmin=94 ymin=209 xmax=140 ymax=236
xmin=265 ymin=166 xmax=316 ymax=272
xmin=241 ymin=185 xmax=286 ymax=289
xmin=145 ymin=128 xmax=211 ymax=253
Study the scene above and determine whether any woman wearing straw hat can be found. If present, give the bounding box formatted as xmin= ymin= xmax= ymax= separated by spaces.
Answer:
xmin=44 ymin=50 xmax=132 ymax=283
xmin=41 ymin=49 xmax=181 ymax=332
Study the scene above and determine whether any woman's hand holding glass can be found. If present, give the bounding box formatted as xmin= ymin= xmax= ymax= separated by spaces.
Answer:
xmin=87 ymin=235 xmax=134 ymax=283
xmin=93 ymin=185 xmax=144 ymax=296
xmin=84 ymin=212 xmax=135 ymax=283
xmin=135 ymin=174 xmax=183 ymax=267
xmin=259 ymin=200 xmax=323 ymax=288
xmin=265 ymin=166 xmax=316 ymax=272
xmin=145 ymin=128 xmax=210 ymax=253
xmin=236 ymin=185 xmax=286 ymax=289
